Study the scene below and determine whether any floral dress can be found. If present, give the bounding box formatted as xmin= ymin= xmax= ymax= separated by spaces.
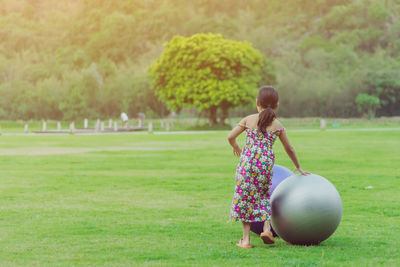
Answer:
xmin=230 ymin=126 xmax=284 ymax=222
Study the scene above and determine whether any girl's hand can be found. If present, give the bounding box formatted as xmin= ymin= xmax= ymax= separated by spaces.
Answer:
xmin=293 ymin=167 xmax=310 ymax=175
xmin=233 ymin=145 xmax=242 ymax=157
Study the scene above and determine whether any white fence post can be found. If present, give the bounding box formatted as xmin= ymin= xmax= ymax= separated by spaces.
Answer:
xmin=320 ymin=119 xmax=327 ymax=131
xmin=70 ymin=122 xmax=75 ymax=133
xmin=95 ymin=119 xmax=100 ymax=131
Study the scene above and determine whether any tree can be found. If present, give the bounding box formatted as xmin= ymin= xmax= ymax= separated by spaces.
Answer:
xmin=356 ymin=93 xmax=380 ymax=118
xmin=364 ymin=69 xmax=400 ymax=116
xmin=149 ymin=33 xmax=274 ymax=125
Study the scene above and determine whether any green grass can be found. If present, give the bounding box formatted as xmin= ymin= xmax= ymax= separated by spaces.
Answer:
xmin=0 ymin=129 xmax=399 ymax=266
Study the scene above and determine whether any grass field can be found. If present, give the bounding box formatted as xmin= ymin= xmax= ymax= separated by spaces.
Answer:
xmin=0 ymin=128 xmax=399 ymax=266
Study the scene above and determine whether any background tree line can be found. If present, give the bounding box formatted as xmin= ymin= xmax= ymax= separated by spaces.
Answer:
xmin=0 ymin=0 xmax=399 ymax=120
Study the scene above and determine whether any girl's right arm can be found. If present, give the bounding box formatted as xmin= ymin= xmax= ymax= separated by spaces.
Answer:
xmin=227 ymin=117 xmax=247 ymax=157
xmin=278 ymin=128 xmax=310 ymax=175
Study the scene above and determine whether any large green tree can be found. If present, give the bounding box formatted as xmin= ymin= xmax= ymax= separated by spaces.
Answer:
xmin=149 ymin=33 xmax=275 ymax=125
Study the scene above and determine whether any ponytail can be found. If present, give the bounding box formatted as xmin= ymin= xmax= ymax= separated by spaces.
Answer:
xmin=257 ymin=106 xmax=276 ymax=135
xmin=257 ymin=86 xmax=279 ymax=134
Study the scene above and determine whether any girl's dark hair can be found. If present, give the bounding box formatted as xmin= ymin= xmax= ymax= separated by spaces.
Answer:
xmin=257 ymin=86 xmax=279 ymax=135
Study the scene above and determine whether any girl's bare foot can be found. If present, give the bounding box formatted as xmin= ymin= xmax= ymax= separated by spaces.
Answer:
xmin=260 ymin=220 xmax=275 ymax=244
xmin=260 ymin=232 xmax=275 ymax=244
xmin=236 ymin=222 xmax=252 ymax=248
xmin=236 ymin=238 xmax=253 ymax=248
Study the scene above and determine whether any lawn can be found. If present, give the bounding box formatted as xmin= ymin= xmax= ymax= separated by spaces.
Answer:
xmin=0 ymin=129 xmax=399 ymax=266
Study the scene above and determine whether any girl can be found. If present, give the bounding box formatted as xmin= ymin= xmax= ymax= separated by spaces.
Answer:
xmin=228 ymin=86 xmax=309 ymax=248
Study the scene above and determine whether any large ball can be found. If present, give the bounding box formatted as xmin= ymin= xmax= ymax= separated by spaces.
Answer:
xmin=271 ymin=174 xmax=342 ymax=245
xmin=250 ymin=165 xmax=293 ymax=235
xmin=270 ymin=165 xmax=294 ymax=194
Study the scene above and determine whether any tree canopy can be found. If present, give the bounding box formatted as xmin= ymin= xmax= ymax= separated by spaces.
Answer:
xmin=150 ymin=33 xmax=274 ymax=124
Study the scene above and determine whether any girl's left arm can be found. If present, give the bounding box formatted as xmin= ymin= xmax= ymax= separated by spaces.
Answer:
xmin=227 ymin=117 xmax=246 ymax=156
xmin=278 ymin=129 xmax=310 ymax=175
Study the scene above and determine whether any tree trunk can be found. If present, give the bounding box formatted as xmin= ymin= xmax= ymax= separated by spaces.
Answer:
xmin=219 ymin=104 xmax=229 ymax=126
xmin=367 ymin=108 xmax=376 ymax=119
xmin=208 ymin=106 xmax=217 ymax=126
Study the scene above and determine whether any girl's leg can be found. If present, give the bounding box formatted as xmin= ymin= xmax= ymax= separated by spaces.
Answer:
xmin=263 ymin=220 xmax=272 ymax=233
xmin=241 ymin=222 xmax=251 ymax=245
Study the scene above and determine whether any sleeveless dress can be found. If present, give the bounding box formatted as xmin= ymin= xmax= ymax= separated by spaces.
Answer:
xmin=230 ymin=126 xmax=284 ymax=222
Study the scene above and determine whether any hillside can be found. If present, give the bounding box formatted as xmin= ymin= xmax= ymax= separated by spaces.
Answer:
xmin=0 ymin=0 xmax=399 ymax=119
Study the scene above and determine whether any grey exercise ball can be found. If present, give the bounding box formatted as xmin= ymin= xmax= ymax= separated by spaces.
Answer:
xmin=271 ymin=174 xmax=342 ymax=245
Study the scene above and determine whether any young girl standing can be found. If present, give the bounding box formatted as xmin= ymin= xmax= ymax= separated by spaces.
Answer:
xmin=228 ymin=86 xmax=309 ymax=248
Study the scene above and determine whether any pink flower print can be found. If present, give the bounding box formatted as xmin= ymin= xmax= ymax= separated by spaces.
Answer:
xmin=250 ymin=197 xmax=256 ymax=204
xmin=245 ymin=177 xmax=251 ymax=183
xmin=254 ymin=204 xmax=258 ymax=210
xmin=251 ymin=133 xmax=255 ymax=139
xmin=246 ymin=150 xmax=251 ymax=157
xmin=234 ymin=205 xmax=241 ymax=213
xmin=256 ymin=160 xmax=262 ymax=169
xmin=242 ymin=195 xmax=248 ymax=202
xmin=261 ymin=205 xmax=267 ymax=211
xmin=240 ymin=213 xmax=246 ymax=219
xmin=249 ymin=215 xmax=255 ymax=220
xmin=261 ymin=170 xmax=266 ymax=175
xmin=263 ymin=150 xmax=268 ymax=156
xmin=254 ymin=179 xmax=259 ymax=187
xmin=240 ymin=168 xmax=246 ymax=176
xmin=237 ymin=186 xmax=243 ymax=195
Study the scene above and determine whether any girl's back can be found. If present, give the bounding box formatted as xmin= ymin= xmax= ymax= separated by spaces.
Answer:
xmin=231 ymin=114 xmax=284 ymax=223
xmin=241 ymin=113 xmax=282 ymax=132
xmin=240 ymin=114 xmax=284 ymax=150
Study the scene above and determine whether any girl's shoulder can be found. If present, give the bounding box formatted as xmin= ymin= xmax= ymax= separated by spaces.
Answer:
xmin=272 ymin=119 xmax=284 ymax=129
xmin=238 ymin=114 xmax=259 ymax=129
xmin=245 ymin=114 xmax=259 ymax=121
xmin=268 ymin=119 xmax=285 ymax=135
